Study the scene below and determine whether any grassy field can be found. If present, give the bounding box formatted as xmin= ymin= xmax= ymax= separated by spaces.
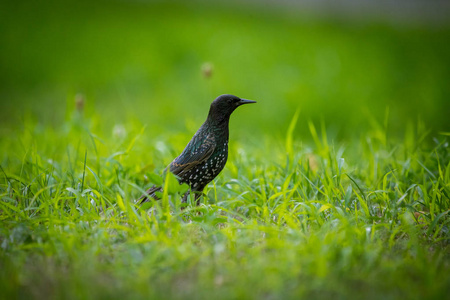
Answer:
xmin=1 ymin=1 xmax=450 ymax=299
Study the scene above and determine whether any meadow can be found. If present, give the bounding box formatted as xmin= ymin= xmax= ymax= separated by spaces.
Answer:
xmin=1 ymin=1 xmax=449 ymax=299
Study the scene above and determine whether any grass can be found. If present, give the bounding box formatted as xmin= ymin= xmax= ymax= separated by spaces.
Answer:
xmin=1 ymin=107 xmax=449 ymax=299
xmin=1 ymin=0 xmax=450 ymax=299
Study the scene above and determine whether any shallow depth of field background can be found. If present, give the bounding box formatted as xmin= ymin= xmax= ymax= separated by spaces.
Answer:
xmin=0 ymin=0 xmax=449 ymax=299
xmin=1 ymin=0 xmax=449 ymax=139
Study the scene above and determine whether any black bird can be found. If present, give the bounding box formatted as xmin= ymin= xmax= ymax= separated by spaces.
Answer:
xmin=139 ymin=94 xmax=256 ymax=204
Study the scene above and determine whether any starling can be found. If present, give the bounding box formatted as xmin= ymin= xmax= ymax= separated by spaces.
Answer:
xmin=139 ymin=94 xmax=256 ymax=204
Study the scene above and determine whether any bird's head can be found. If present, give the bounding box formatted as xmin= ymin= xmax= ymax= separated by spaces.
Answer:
xmin=207 ymin=94 xmax=256 ymax=123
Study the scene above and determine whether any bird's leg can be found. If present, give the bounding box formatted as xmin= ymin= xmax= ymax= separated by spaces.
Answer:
xmin=181 ymin=191 xmax=190 ymax=203
xmin=181 ymin=190 xmax=203 ymax=205
xmin=194 ymin=192 xmax=202 ymax=206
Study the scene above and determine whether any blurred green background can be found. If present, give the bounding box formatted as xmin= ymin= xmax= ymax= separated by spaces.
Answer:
xmin=1 ymin=0 xmax=449 ymax=142
xmin=1 ymin=1 xmax=450 ymax=299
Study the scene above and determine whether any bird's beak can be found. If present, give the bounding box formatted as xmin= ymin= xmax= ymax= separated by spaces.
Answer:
xmin=238 ymin=98 xmax=257 ymax=106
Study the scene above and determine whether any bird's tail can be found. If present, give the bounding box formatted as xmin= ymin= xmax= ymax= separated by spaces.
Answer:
xmin=138 ymin=185 xmax=162 ymax=204
xmin=138 ymin=186 xmax=203 ymax=205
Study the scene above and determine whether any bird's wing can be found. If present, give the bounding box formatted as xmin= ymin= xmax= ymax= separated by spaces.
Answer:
xmin=169 ymin=133 xmax=215 ymax=176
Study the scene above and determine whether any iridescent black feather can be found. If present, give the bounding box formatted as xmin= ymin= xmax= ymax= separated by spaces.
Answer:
xmin=139 ymin=94 xmax=256 ymax=204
